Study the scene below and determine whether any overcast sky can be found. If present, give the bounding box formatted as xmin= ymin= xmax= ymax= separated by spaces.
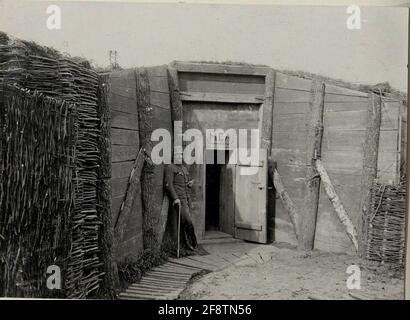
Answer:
xmin=0 ymin=1 xmax=408 ymax=90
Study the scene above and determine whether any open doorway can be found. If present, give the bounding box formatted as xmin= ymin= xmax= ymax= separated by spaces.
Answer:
xmin=205 ymin=160 xmax=221 ymax=231
xmin=205 ymin=149 xmax=235 ymax=237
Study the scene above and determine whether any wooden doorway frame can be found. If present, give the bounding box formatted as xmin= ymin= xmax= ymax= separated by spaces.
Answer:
xmin=168 ymin=62 xmax=275 ymax=241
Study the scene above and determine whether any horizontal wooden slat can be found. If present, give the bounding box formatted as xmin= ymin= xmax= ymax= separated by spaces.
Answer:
xmin=324 ymin=101 xmax=369 ymax=112
xmin=325 ymin=110 xmax=367 ymax=130
xmin=151 ymin=91 xmax=171 ymax=109
xmin=274 ymin=164 xmax=306 ymax=182
xmin=112 ymin=145 xmax=138 ymax=162
xmin=108 ymin=69 xmax=138 ymax=115
xmin=271 ymin=148 xmax=306 ymax=167
xmin=377 ymin=151 xmax=398 ymax=184
xmin=275 ymin=72 xmax=312 ymax=91
xmin=152 ymin=106 xmax=173 ymax=131
xmin=112 ymin=196 xmax=123 ymax=222
xmin=325 ymin=84 xmax=369 ymax=98
xmin=111 ymin=177 xmax=128 ymax=197
xmin=148 ymin=76 xmax=170 ymax=93
xmin=274 ymin=87 xmax=312 ymax=103
xmin=272 ymin=131 xmax=308 ymax=150
xmin=108 ymin=69 xmax=136 ymax=97
xmin=180 ymin=91 xmax=264 ymax=104
xmin=321 ymin=170 xmax=363 ymax=187
xmin=321 ymin=150 xmax=363 ymax=171
xmin=324 ymin=95 xmax=369 ymax=103
xmin=322 ymin=130 xmax=366 ymax=151
xmin=111 ymin=127 xmax=139 ymax=146
xmin=111 ymin=110 xmax=139 ymax=130
xmin=381 ymin=103 xmax=400 ymax=130
xmin=112 ymin=161 xmax=134 ymax=179
xmin=146 ymin=65 xmax=168 ymax=78
xmin=379 ymin=130 xmax=400 ymax=152
xmin=272 ymin=113 xmax=308 ymax=133
xmin=273 ymin=102 xmax=309 ymax=115
xmin=178 ymin=72 xmax=265 ymax=95
xmin=109 ymin=95 xmax=137 ymax=114
xmin=174 ymin=61 xmax=270 ymax=76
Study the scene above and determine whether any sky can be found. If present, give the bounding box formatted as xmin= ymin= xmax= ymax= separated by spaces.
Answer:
xmin=0 ymin=1 xmax=408 ymax=91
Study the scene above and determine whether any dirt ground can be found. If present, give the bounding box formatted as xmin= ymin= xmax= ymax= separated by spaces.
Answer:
xmin=179 ymin=243 xmax=404 ymax=300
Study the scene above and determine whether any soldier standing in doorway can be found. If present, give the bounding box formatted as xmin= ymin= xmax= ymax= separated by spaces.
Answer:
xmin=164 ymin=151 xmax=198 ymax=252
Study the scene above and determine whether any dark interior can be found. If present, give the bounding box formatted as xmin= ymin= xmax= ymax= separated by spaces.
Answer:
xmin=205 ymin=149 xmax=232 ymax=231
xmin=205 ymin=161 xmax=221 ymax=231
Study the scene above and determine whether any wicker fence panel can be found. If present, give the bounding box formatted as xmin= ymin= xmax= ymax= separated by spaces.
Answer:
xmin=0 ymin=85 xmax=77 ymax=297
xmin=0 ymin=40 xmax=105 ymax=298
xmin=366 ymin=181 xmax=406 ymax=268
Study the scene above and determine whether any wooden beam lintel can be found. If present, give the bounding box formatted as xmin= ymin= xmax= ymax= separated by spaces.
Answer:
xmin=172 ymin=61 xmax=271 ymax=76
xmin=180 ymin=91 xmax=265 ymax=104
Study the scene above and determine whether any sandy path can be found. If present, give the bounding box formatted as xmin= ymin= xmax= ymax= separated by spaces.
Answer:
xmin=179 ymin=243 xmax=404 ymax=300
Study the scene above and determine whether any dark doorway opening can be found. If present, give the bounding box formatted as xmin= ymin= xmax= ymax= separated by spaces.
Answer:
xmin=205 ymin=149 xmax=231 ymax=232
xmin=205 ymin=161 xmax=221 ymax=231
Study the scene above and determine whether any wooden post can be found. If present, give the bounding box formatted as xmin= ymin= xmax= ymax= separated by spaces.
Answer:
xmin=167 ymin=65 xmax=186 ymax=157
xmin=315 ymin=159 xmax=359 ymax=252
xmin=359 ymin=93 xmax=382 ymax=257
xmin=136 ymin=67 xmax=157 ymax=250
xmin=268 ymin=158 xmax=299 ymax=239
xmin=260 ymin=69 xmax=275 ymax=152
xmin=405 ymin=8 xmax=410 ymax=301
xmin=299 ymin=81 xmax=326 ymax=251
xmin=167 ymin=66 xmax=183 ymax=125
xmin=96 ymin=75 xmax=119 ymax=297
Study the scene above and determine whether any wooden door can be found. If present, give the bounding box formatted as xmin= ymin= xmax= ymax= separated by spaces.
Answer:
xmin=234 ymin=149 xmax=268 ymax=243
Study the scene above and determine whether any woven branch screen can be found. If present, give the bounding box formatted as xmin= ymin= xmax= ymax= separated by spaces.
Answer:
xmin=0 ymin=85 xmax=77 ymax=297
xmin=0 ymin=39 xmax=107 ymax=298
xmin=366 ymin=181 xmax=406 ymax=268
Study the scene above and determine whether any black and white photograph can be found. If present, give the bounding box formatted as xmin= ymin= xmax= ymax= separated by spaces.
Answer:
xmin=0 ymin=0 xmax=409 ymax=302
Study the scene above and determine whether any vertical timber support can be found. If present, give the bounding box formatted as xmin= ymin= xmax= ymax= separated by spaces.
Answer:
xmin=136 ymin=67 xmax=157 ymax=250
xmin=96 ymin=75 xmax=119 ymax=297
xmin=168 ymin=67 xmax=185 ymax=152
xmin=167 ymin=66 xmax=183 ymax=240
xmin=299 ymin=80 xmax=326 ymax=251
xmin=167 ymin=66 xmax=183 ymax=126
xmin=359 ymin=93 xmax=382 ymax=257
xmin=406 ymin=8 xmax=410 ymax=300
xmin=260 ymin=69 xmax=275 ymax=153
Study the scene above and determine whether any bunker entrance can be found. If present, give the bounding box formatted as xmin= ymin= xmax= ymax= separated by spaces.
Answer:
xmin=205 ymin=149 xmax=235 ymax=236
xmin=205 ymin=161 xmax=221 ymax=231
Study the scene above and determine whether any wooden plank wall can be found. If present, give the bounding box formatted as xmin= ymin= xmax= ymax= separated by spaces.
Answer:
xmin=271 ymin=72 xmax=313 ymax=246
xmin=315 ymin=85 xmax=369 ymax=253
xmin=271 ymin=76 xmax=402 ymax=253
xmin=108 ymin=66 xmax=172 ymax=259
xmin=378 ymin=99 xmax=402 ymax=185
xmin=268 ymin=72 xmax=404 ymax=252
xmin=107 ymin=63 xmax=403 ymax=256
xmin=315 ymin=86 xmax=402 ymax=253
xmin=138 ymin=66 xmax=173 ymax=246
xmin=108 ymin=69 xmax=142 ymax=258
